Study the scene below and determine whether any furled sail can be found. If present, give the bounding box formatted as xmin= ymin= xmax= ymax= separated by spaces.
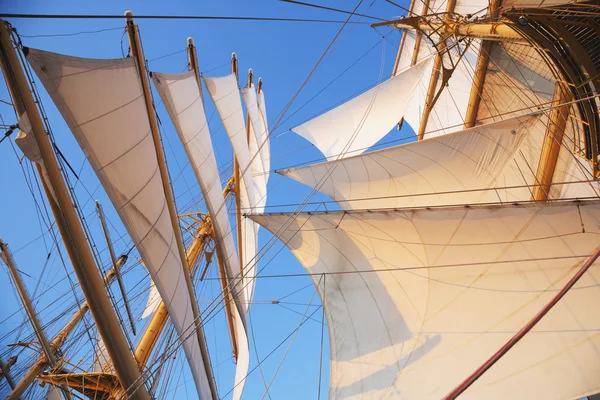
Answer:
xmin=251 ymin=200 xmax=600 ymax=400
xmin=257 ymin=88 xmax=271 ymax=186
xmin=292 ymin=58 xmax=433 ymax=161
xmin=151 ymin=70 xmax=250 ymax=399
xmin=26 ymin=48 xmax=212 ymax=399
xmin=280 ymin=116 xmax=537 ymax=210
xmin=203 ymin=73 xmax=259 ymax=312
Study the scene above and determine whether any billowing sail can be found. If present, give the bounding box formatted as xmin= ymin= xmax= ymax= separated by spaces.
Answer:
xmin=279 ymin=116 xmax=536 ymax=210
xmin=292 ymin=58 xmax=433 ymax=161
xmin=396 ymin=31 xmax=479 ymax=138
xmin=251 ymin=200 xmax=600 ymax=400
xmin=151 ymin=70 xmax=250 ymax=399
xmin=204 ymin=73 xmax=259 ymax=312
xmin=26 ymin=48 xmax=212 ymax=399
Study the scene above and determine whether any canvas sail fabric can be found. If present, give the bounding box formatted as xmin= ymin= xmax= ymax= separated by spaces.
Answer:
xmin=151 ymin=70 xmax=250 ymax=399
xmin=241 ymin=84 xmax=268 ymax=212
xmin=92 ymin=335 xmax=113 ymax=373
xmin=142 ymin=277 xmax=161 ymax=319
xmin=280 ymin=115 xmax=537 ymax=210
xmin=396 ymin=31 xmax=480 ymax=139
xmin=292 ymin=58 xmax=433 ymax=161
xmin=251 ymin=200 xmax=600 ymax=400
xmin=204 ymin=73 xmax=259 ymax=313
xmin=26 ymin=48 xmax=212 ymax=399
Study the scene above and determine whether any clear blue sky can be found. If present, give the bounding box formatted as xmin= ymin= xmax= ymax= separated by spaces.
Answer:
xmin=0 ymin=1 xmax=414 ymax=398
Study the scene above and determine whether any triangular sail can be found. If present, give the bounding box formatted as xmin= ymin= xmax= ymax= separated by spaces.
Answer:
xmin=151 ymin=69 xmax=250 ymax=399
xmin=279 ymin=116 xmax=537 ymax=210
xmin=26 ymin=48 xmax=212 ymax=399
xmin=203 ymin=73 xmax=260 ymax=313
xmin=291 ymin=57 xmax=433 ymax=161
xmin=251 ymin=200 xmax=600 ymax=400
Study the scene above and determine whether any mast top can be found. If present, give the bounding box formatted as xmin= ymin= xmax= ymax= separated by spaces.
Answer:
xmin=187 ymin=37 xmax=194 ymax=46
xmin=124 ymin=10 xmax=134 ymax=20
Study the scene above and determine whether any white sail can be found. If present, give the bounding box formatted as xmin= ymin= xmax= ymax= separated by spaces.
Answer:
xmin=92 ymin=335 xmax=111 ymax=373
xmin=292 ymin=58 xmax=433 ymax=161
xmin=397 ymin=31 xmax=480 ymax=138
xmin=204 ymin=73 xmax=259 ymax=313
xmin=46 ymin=386 xmax=61 ymax=400
xmin=251 ymin=200 xmax=600 ymax=400
xmin=241 ymin=85 xmax=268 ymax=212
xmin=152 ymin=70 xmax=250 ymax=399
xmin=26 ymin=48 xmax=212 ymax=399
xmin=257 ymin=89 xmax=271 ymax=183
xmin=142 ymin=277 xmax=161 ymax=319
xmin=280 ymin=115 xmax=537 ymax=210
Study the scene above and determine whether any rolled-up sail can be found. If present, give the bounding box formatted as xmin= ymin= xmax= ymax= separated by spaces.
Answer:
xmin=26 ymin=48 xmax=212 ymax=399
xmin=151 ymin=70 xmax=250 ymax=399
xmin=204 ymin=73 xmax=259 ymax=312
xmin=292 ymin=58 xmax=433 ymax=161
xmin=280 ymin=115 xmax=537 ymax=210
xmin=251 ymin=200 xmax=600 ymax=400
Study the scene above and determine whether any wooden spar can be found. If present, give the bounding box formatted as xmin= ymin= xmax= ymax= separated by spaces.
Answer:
xmin=443 ymin=246 xmax=600 ymax=399
xmin=0 ymin=19 xmax=150 ymax=400
xmin=231 ymin=52 xmax=244 ymax=279
xmin=96 ymin=201 xmax=136 ymax=335
xmin=463 ymin=0 xmax=502 ymax=129
xmin=0 ymin=240 xmax=56 ymax=365
xmin=0 ymin=355 xmax=17 ymax=391
xmin=372 ymin=19 xmax=523 ymax=41
xmin=532 ymin=83 xmax=571 ymax=201
xmin=134 ymin=217 xmax=211 ymax=367
xmin=124 ymin=12 xmax=216 ymax=400
xmin=416 ymin=0 xmax=457 ymax=140
xmin=186 ymin=38 xmax=239 ymax=362
xmin=6 ymin=255 xmax=127 ymax=400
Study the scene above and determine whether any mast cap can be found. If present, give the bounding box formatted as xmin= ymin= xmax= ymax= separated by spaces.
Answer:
xmin=187 ymin=37 xmax=194 ymax=46
xmin=124 ymin=10 xmax=134 ymax=20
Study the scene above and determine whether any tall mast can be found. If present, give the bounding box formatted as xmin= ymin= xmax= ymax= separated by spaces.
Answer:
xmin=186 ymin=37 xmax=239 ymax=361
xmin=6 ymin=256 xmax=127 ymax=399
xmin=463 ymin=0 xmax=502 ymax=129
xmin=124 ymin=14 xmax=218 ymax=400
xmin=0 ymin=240 xmax=56 ymax=366
xmin=415 ymin=0 xmax=457 ymax=140
xmin=96 ymin=201 xmax=136 ymax=335
xmin=0 ymin=19 xmax=150 ymax=400
xmin=0 ymin=239 xmax=72 ymax=400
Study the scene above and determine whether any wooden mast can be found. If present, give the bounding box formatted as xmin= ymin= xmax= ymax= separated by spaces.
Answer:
xmin=0 ymin=239 xmax=56 ymax=366
xmin=0 ymin=19 xmax=151 ymax=400
xmin=463 ymin=0 xmax=502 ymax=129
xmin=123 ymin=19 xmax=218 ymax=398
xmin=186 ymin=37 xmax=239 ymax=361
xmin=7 ymin=256 xmax=127 ymax=399
xmin=415 ymin=0 xmax=457 ymax=140
xmin=391 ymin=0 xmax=416 ymax=77
xmin=532 ymin=83 xmax=571 ymax=201
xmin=0 ymin=239 xmax=73 ymax=399
xmin=96 ymin=201 xmax=136 ymax=335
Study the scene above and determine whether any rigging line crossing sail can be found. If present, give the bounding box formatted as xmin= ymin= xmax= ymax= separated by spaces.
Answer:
xmin=279 ymin=115 xmax=538 ymax=210
xmin=25 ymin=47 xmax=212 ymax=399
xmin=251 ymin=200 xmax=600 ymax=400
xmin=151 ymin=38 xmax=250 ymax=400
xmin=291 ymin=56 xmax=433 ymax=161
xmin=203 ymin=69 xmax=260 ymax=312
xmin=0 ymin=19 xmax=151 ymax=400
